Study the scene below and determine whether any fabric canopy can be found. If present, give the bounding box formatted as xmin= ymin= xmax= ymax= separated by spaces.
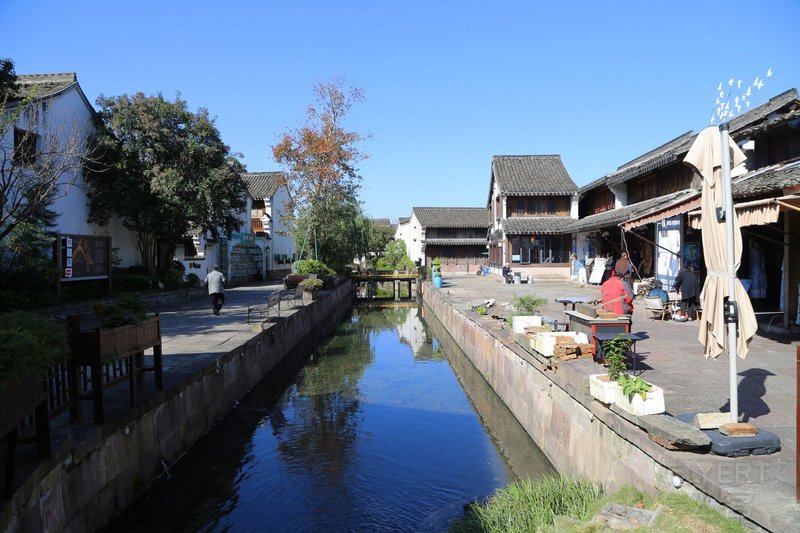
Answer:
xmin=684 ymin=126 xmax=757 ymax=359
xmin=687 ymin=197 xmax=781 ymax=229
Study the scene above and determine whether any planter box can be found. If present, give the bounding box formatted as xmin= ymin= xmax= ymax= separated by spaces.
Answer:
xmin=69 ymin=315 xmax=163 ymax=424
xmin=75 ymin=316 xmax=161 ymax=363
xmin=511 ymin=315 xmax=542 ymax=334
xmin=589 ymin=374 xmax=621 ymax=404
xmin=533 ymin=331 xmax=589 ymax=356
xmin=614 ymin=384 xmax=665 ymax=415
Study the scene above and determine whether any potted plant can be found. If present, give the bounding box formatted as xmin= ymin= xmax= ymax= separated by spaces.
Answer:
xmin=589 ymin=334 xmax=628 ymax=404
xmin=508 ymin=294 xmax=547 ymax=334
xmin=431 ymin=258 xmax=443 ymax=288
xmin=299 ymin=277 xmax=324 ymax=303
xmin=614 ymin=374 xmax=665 ymax=415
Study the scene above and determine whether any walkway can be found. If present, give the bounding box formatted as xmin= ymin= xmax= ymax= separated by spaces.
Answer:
xmin=433 ymin=273 xmax=798 ymax=531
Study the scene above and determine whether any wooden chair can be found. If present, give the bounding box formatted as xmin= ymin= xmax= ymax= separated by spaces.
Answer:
xmin=644 ymin=297 xmax=670 ymax=321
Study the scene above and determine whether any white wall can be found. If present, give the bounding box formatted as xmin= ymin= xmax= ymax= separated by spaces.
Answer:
xmin=267 ymin=185 xmax=295 ymax=269
xmin=407 ymin=212 xmax=424 ymax=264
xmin=394 ymin=218 xmax=412 ymax=260
xmin=3 ymin=84 xmax=141 ymax=267
xmin=609 ymin=182 xmax=628 ymax=208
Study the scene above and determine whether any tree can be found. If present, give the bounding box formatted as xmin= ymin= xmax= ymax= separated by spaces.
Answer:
xmin=367 ymin=221 xmax=395 ymax=258
xmin=272 ymin=78 xmax=368 ymax=272
xmin=86 ymin=92 xmax=247 ymax=273
xmin=0 ymin=59 xmax=92 ymax=246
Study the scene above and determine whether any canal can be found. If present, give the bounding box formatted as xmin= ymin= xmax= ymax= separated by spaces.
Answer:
xmin=109 ymin=305 xmax=553 ymax=532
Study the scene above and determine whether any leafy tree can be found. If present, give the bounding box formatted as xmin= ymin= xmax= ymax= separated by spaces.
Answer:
xmin=383 ymin=239 xmax=407 ymax=269
xmin=86 ymin=92 xmax=247 ymax=274
xmin=272 ymin=78 xmax=368 ymax=272
xmin=291 ymin=191 xmax=362 ymax=273
xmin=367 ymin=221 xmax=394 ymax=257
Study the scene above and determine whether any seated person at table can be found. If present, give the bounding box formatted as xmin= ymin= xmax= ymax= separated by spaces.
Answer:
xmin=599 ymin=269 xmax=634 ymax=317
xmin=501 ymin=264 xmax=512 ymax=284
xmin=646 ymin=279 xmax=669 ymax=304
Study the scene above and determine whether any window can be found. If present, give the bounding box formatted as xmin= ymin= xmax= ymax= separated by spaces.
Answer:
xmin=183 ymin=238 xmax=205 ymax=259
xmin=13 ymin=128 xmax=38 ymax=167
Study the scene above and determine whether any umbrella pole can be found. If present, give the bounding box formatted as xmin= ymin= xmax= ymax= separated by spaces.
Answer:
xmin=721 ymin=123 xmax=739 ymax=424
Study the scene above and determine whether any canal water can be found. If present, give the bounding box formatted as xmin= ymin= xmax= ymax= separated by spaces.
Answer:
xmin=109 ymin=305 xmax=553 ymax=533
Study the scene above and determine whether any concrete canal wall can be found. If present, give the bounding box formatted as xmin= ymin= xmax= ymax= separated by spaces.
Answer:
xmin=3 ymin=282 xmax=353 ymax=533
xmin=421 ymin=284 xmax=763 ymax=531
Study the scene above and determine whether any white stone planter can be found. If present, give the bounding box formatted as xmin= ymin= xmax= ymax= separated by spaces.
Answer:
xmin=511 ymin=315 xmax=542 ymax=334
xmin=589 ymin=374 xmax=621 ymax=404
xmin=614 ymin=384 xmax=665 ymax=415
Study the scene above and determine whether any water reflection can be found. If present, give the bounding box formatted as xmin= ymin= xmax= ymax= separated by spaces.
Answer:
xmin=110 ymin=306 xmax=552 ymax=533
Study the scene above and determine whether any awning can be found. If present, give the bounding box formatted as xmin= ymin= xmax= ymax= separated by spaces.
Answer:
xmin=686 ymin=195 xmax=799 ymax=229
xmin=622 ymin=193 xmax=700 ymax=230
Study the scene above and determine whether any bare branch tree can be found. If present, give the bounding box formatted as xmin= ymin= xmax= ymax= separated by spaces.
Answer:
xmin=0 ymin=90 xmax=95 ymax=243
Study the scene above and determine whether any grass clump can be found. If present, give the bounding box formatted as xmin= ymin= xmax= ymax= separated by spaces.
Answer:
xmin=448 ymin=475 xmax=603 ymax=533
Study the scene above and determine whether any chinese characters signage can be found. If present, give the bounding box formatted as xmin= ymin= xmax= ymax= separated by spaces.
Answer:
xmin=59 ymin=234 xmax=110 ymax=281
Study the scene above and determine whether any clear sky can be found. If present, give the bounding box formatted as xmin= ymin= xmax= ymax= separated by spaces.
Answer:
xmin=2 ymin=0 xmax=799 ymax=221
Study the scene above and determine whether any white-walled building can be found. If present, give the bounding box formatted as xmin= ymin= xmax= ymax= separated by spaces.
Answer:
xmin=3 ymin=73 xmax=139 ymax=266
xmin=242 ymin=172 xmax=296 ymax=277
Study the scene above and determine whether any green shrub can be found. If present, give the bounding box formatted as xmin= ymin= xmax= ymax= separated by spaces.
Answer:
xmin=299 ymin=277 xmax=324 ymax=291
xmin=0 ymin=311 xmax=70 ymax=391
xmin=293 ymin=260 xmax=336 ymax=277
xmin=397 ymin=255 xmax=415 ymax=272
xmin=375 ymin=257 xmax=392 ymax=271
xmin=475 ymin=306 xmax=487 ymax=316
xmin=93 ymin=294 xmax=149 ymax=328
xmin=510 ymin=294 xmax=547 ymax=315
xmin=604 ymin=334 xmax=631 ymax=382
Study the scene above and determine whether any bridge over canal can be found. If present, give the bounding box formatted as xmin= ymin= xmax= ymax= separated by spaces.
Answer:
xmin=352 ymin=272 xmax=419 ymax=301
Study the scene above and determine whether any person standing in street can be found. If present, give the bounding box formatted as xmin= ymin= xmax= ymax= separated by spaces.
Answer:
xmin=204 ymin=265 xmax=226 ymax=315
xmin=673 ymin=263 xmax=699 ymax=321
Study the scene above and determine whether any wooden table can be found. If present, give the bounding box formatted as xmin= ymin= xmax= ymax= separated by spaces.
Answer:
xmin=565 ymin=310 xmax=631 ymax=354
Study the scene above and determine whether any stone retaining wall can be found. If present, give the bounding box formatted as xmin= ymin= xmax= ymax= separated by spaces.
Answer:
xmin=421 ymin=284 xmax=763 ymax=531
xmin=2 ymin=282 xmax=354 ymax=533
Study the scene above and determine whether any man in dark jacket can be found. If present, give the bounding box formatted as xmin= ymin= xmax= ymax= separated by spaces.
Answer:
xmin=673 ymin=263 xmax=699 ymax=320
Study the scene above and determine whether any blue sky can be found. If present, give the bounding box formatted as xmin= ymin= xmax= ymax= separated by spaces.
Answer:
xmin=3 ymin=0 xmax=799 ymax=221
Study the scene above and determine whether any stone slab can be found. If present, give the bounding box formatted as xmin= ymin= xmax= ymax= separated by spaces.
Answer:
xmin=720 ymin=422 xmax=758 ymax=437
xmin=638 ymin=414 xmax=711 ymax=449
xmin=693 ymin=412 xmax=730 ymax=429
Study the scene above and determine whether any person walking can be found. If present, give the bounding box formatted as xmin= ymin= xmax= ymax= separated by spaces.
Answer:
xmin=204 ymin=265 xmax=226 ymax=315
xmin=673 ymin=263 xmax=699 ymax=321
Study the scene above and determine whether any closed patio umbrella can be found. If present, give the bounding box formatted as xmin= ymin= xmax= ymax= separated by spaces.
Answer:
xmin=684 ymin=125 xmax=758 ymax=423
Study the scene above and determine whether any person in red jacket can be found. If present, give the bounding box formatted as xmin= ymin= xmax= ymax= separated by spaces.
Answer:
xmin=600 ymin=270 xmax=634 ymax=316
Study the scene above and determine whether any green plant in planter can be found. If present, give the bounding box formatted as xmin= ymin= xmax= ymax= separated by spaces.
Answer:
xmin=604 ymin=334 xmax=631 ymax=382
xmin=299 ymin=277 xmax=324 ymax=292
xmin=618 ymin=374 xmax=652 ymax=400
xmin=0 ymin=311 xmax=70 ymax=392
xmin=475 ymin=305 xmax=488 ymax=316
xmin=93 ymin=294 xmax=148 ymax=328
xmin=506 ymin=294 xmax=547 ymax=323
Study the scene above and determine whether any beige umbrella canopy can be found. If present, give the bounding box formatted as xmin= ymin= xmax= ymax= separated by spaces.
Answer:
xmin=684 ymin=126 xmax=757 ymax=359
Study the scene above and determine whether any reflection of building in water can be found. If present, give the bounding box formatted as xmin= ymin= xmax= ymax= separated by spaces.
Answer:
xmin=396 ymin=307 xmax=428 ymax=359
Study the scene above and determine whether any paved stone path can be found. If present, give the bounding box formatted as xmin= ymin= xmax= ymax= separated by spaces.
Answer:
xmin=434 ymin=273 xmax=799 ymax=531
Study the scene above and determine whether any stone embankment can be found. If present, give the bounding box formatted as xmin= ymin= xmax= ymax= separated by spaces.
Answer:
xmin=2 ymin=282 xmax=353 ymax=533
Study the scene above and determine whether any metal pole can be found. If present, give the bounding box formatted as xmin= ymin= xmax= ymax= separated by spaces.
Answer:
xmin=721 ymin=123 xmax=739 ymax=424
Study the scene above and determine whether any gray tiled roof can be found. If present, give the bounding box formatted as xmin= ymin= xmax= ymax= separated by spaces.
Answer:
xmin=12 ymin=73 xmax=77 ymax=100
xmin=413 ymin=207 xmax=488 ymax=228
xmin=398 ymin=217 xmax=410 ymax=224
xmin=730 ymin=88 xmax=800 ymax=133
xmin=571 ymin=190 xmax=697 ymax=232
xmin=734 ymin=108 xmax=800 ymax=139
xmin=605 ymin=132 xmax=697 ymax=188
xmin=370 ymin=218 xmax=392 ymax=226
xmin=502 ymin=217 xmax=574 ymax=235
xmin=242 ymin=172 xmax=283 ymax=199
xmin=423 ymin=238 xmax=487 ymax=246
xmin=732 ymin=160 xmax=800 ymax=198
xmin=492 ymin=155 xmax=577 ymax=196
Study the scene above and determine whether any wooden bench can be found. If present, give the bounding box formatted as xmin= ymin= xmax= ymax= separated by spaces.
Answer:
xmin=247 ymin=291 xmax=282 ymax=324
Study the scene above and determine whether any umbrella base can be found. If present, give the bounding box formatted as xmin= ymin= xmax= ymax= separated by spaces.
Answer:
xmin=676 ymin=414 xmax=781 ymax=457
